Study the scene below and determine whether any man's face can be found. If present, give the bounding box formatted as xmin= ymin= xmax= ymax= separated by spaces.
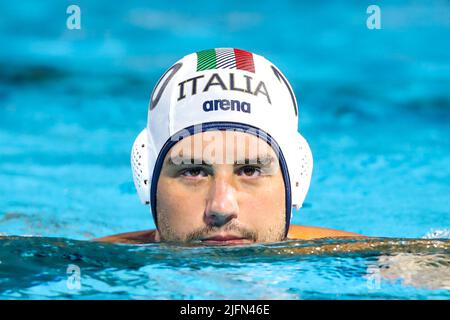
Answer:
xmin=154 ymin=130 xmax=286 ymax=245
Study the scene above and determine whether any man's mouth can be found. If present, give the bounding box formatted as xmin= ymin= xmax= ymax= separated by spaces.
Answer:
xmin=200 ymin=234 xmax=251 ymax=245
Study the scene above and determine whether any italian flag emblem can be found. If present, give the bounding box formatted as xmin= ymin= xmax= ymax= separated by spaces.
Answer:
xmin=197 ymin=48 xmax=255 ymax=73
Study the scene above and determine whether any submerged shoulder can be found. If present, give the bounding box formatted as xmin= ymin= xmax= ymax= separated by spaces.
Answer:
xmin=287 ymin=225 xmax=364 ymax=240
xmin=94 ymin=230 xmax=157 ymax=244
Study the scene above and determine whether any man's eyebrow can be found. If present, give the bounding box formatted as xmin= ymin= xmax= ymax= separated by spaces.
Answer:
xmin=234 ymin=155 xmax=276 ymax=165
xmin=166 ymin=155 xmax=276 ymax=166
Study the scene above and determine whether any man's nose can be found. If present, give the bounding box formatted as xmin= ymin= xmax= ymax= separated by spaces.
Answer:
xmin=204 ymin=175 xmax=239 ymax=227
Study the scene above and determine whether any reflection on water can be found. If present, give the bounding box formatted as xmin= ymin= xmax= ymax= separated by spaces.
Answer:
xmin=378 ymin=253 xmax=450 ymax=290
xmin=0 ymin=236 xmax=448 ymax=299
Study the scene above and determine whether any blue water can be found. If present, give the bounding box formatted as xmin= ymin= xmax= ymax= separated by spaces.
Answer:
xmin=0 ymin=237 xmax=449 ymax=299
xmin=0 ymin=1 xmax=449 ymax=299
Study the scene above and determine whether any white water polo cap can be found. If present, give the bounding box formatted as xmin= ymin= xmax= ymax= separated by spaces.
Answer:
xmin=131 ymin=48 xmax=313 ymax=236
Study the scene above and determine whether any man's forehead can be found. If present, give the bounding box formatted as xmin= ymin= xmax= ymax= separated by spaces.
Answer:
xmin=165 ymin=130 xmax=279 ymax=165
xmin=166 ymin=153 xmax=276 ymax=166
xmin=175 ymin=130 xmax=271 ymax=143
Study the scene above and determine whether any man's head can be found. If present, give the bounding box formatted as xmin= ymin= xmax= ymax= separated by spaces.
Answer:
xmin=131 ymin=48 xmax=313 ymax=244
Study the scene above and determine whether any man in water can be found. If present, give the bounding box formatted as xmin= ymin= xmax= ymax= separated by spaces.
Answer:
xmin=97 ymin=48 xmax=361 ymax=245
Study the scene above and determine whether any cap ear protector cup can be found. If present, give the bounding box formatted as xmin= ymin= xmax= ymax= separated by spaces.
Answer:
xmin=131 ymin=48 xmax=313 ymax=237
xmin=131 ymin=129 xmax=150 ymax=205
xmin=291 ymin=133 xmax=313 ymax=211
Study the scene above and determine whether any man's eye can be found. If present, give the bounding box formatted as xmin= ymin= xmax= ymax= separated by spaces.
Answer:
xmin=237 ymin=166 xmax=261 ymax=177
xmin=180 ymin=168 xmax=208 ymax=178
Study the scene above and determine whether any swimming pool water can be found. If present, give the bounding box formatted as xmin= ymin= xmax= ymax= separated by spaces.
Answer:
xmin=0 ymin=0 xmax=449 ymax=299
xmin=0 ymin=237 xmax=449 ymax=299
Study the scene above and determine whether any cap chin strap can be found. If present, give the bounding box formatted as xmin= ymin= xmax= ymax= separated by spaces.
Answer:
xmin=131 ymin=126 xmax=313 ymax=237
